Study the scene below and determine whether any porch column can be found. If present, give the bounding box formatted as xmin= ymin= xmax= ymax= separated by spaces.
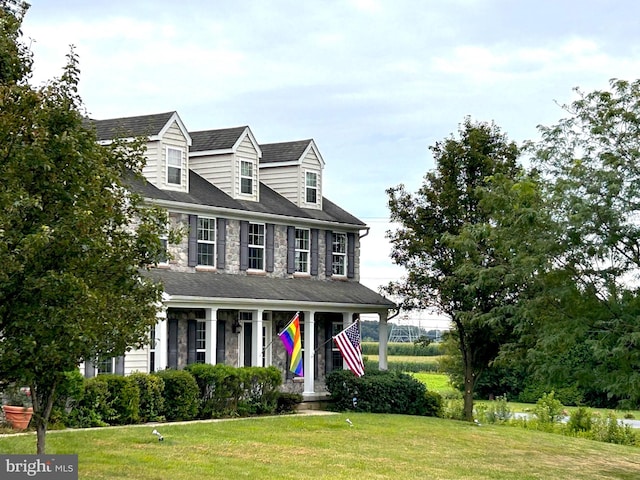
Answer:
xmin=252 ymin=308 xmax=264 ymax=367
xmin=303 ymin=310 xmax=316 ymax=396
xmin=378 ymin=310 xmax=389 ymax=371
xmin=155 ymin=313 xmax=168 ymax=372
xmin=342 ymin=312 xmax=352 ymax=371
xmin=206 ymin=308 xmax=218 ymax=365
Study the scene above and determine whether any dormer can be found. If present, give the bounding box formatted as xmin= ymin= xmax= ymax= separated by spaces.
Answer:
xmin=189 ymin=126 xmax=262 ymax=202
xmin=259 ymin=139 xmax=325 ymax=210
xmin=92 ymin=111 xmax=192 ymax=193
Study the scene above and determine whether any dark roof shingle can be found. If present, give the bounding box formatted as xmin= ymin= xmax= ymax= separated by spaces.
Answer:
xmin=89 ymin=112 xmax=176 ymax=141
xmin=190 ymin=126 xmax=248 ymax=152
xmin=260 ymin=140 xmax=313 ymax=164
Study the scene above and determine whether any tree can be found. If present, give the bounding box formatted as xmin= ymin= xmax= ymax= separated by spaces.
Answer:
xmin=526 ymin=79 xmax=640 ymax=407
xmin=0 ymin=2 xmax=167 ymax=453
xmin=385 ymin=118 xmax=548 ymax=420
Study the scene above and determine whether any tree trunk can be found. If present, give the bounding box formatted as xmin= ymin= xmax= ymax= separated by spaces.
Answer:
xmin=463 ymin=361 xmax=476 ymax=422
xmin=31 ymin=380 xmax=57 ymax=454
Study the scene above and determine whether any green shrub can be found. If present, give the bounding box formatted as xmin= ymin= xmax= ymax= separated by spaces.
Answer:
xmin=424 ymin=390 xmax=444 ymax=418
xmin=567 ymin=406 xmax=592 ymax=434
xmin=326 ymin=369 xmax=441 ymax=417
xmin=50 ymin=370 xmax=85 ymax=427
xmin=241 ymin=366 xmax=282 ymax=415
xmin=477 ymin=395 xmax=511 ymax=424
xmin=129 ymin=372 xmax=165 ymax=423
xmin=588 ymin=411 xmax=637 ymax=446
xmin=67 ymin=376 xmax=110 ymax=428
xmin=276 ymin=392 xmax=303 ymax=414
xmin=534 ymin=391 xmax=564 ymax=425
xmin=153 ymin=369 xmax=199 ymax=421
xmin=97 ymin=374 xmax=140 ymax=425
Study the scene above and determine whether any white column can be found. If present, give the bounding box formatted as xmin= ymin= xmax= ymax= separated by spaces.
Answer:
xmin=206 ymin=308 xmax=218 ymax=365
xmin=378 ymin=311 xmax=389 ymax=371
xmin=155 ymin=314 xmax=168 ymax=372
xmin=252 ymin=308 xmax=264 ymax=366
xmin=341 ymin=312 xmax=352 ymax=371
xmin=303 ymin=310 xmax=316 ymax=396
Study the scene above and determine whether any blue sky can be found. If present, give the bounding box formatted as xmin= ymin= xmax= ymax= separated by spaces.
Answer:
xmin=21 ymin=1 xmax=640 ymax=327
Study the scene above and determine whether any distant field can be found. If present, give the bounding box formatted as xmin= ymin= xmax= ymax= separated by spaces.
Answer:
xmin=365 ymin=354 xmax=441 ymax=364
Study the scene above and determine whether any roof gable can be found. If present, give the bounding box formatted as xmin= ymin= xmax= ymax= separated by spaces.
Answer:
xmin=91 ymin=111 xmax=192 ymax=146
xmin=259 ymin=139 xmax=324 ymax=167
xmin=190 ymin=126 xmax=261 ymax=157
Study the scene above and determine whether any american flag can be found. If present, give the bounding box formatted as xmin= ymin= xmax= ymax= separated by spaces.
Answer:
xmin=333 ymin=321 xmax=365 ymax=377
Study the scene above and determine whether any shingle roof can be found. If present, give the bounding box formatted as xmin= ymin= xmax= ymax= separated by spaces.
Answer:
xmin=145 ymin=270 xmax=396 ymax=309
xmin=126 ymin=171 xmax=366 ymax=226
xmin=260 ymin=140 xmax=313 ymax=164
xmin=89 ymin=112 xmax=176 ymax=141
xmin=190 ymin=126 xmax=248 ymax=152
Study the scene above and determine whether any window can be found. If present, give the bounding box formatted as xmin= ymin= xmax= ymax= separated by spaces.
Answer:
xmin=248 ymin=223 xmax=265 ymax=270
xmin=96 ymin=357 xmax=114 ymax=375
xmin=167 ymin=147 xmax=183 ymax=186
xmin=197 ymin=217 xmax=216 ymax=266
xmin=332 ymin=232 xmax=347 ymax=276
xmin=158 ymin=234 xmax=169 ymax=265
xmin=196 ymin=321 xmax=206 ymax=363
xmin=330 ymin=321 xmax=344 ymax=372
xmin=240 ymin=160 xmax=253 ymax=195
xmin=149 ymin=328 xmax=156 ymax=372
xmin=305 ymin=171 xmax=318 ymax=204
xmin=295 ymin=228 xmax=310 ymax=273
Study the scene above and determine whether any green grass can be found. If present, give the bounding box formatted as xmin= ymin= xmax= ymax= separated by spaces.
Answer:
xmin=1 ymin=413 xmax=639 ymax=479
xmin=366 ymin=354 xmax=442 ymax=364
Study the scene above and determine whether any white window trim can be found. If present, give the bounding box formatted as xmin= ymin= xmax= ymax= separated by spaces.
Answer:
xmin=197 ymin=217 xmax=216 ymax=268
xmin=332 ymin=232 xmax=347 ymax=277
xmin=304 ymin=170 xmax=318 ymax=205
xmin=166 ymin=146 xmax=185 ymax=187
xmin=248 ymin=222 xmax=265 ymax=271
xmin=239 ymin=159 xmax=255 ymax=196
xmin=295 ymin=228 xmax=310 ymax=274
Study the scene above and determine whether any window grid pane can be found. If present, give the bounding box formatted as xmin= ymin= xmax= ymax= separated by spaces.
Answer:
xmin=197 ymin=217 xmax=216 ymax=266
xmin=167 ymin=148 xmax=182 ymax=185
xmin=295 ymin=228 xmax=310 ymax=273
xmin=306 ymin=172 xmax=317 ymax=203
xmin=332 ymin=233 xmax=347 ymax=275
xmin=240 ymin=161 xmax=253 ymax=194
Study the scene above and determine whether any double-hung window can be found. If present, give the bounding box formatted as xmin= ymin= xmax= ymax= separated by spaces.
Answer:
xmin=295 ymin=228 xmax=310 ymax=273
xmin=167 ymin=147 xmax=183 ymax=186
xmin=240 ymin=160 xmax=253 ymax=195
xmin=332 ymin=232 xmax=347 ymax=276
xmin=248 ymin=222 xmax=265 ymax=270
xmin=305 ymin=171 xmax=318 ymax=204
xmin=197 ymin=217 xmax=216 ymax=267
xmin=196 ymin=321 xmax=206 ymax=363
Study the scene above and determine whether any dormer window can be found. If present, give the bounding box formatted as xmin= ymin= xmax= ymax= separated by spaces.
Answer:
xmin=240 ymin=160 xmax=254 ymax=195
xmin=305 ymin=171 xmax=318 ymax=204
xmin=167 ymin=147 xmax=184 ymax=186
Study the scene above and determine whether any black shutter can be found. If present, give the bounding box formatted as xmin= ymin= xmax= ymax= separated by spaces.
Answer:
xmin=325 ymin=230 xmax=333 ymax=276
xmin=347 ymin=232 xmax=355 ymax=278
xmin=266 ymin=223 xmax=275 ymax=272
xmin=84 ymin=361 xmax=96 ymax=378
xmin=188 ymin=215 xmax=198 ymax=267
xmin=287 ymin=226 xmax=295 ymax=274
xmin=216 ymin=320 xmax=226 ymax=364
xmin=168 ymin=318 xmax=178 ymax=369
xmin=187 ymin=319 xmax=197 ymax=365
xmin=240 ymin=221 xmax=249 ymax=271
xmin=115 ymin=356 xmax=125 ymax=375
xmin=310 ymin=228 xmax=319 ymax=276
xmin=217 ymin=218 xmax=226 ymax=269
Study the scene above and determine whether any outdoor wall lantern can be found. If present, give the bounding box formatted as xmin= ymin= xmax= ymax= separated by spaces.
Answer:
xmin=232 ymin=319 xmax=242 ymax=334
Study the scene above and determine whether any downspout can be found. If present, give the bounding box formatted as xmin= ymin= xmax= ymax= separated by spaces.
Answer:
xmin=359 ymin=227 xmax=370 ymax=239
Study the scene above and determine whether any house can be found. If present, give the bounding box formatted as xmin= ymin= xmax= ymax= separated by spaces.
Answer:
xmin=84 ymin=111 xmax=396 ymax=398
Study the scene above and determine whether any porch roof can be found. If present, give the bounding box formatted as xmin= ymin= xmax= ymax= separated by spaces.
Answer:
xmin=146 ymin=270 xmax=396 ymax=311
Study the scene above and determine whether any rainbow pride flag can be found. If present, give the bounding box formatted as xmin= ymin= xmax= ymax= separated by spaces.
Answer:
xmin=278 ymin=312 xmax=303 ymax=376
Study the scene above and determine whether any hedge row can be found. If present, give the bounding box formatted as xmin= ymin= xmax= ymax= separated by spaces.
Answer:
xmin=51 ymin=366 xmax=301 ymax=428
xmin=326 ymin=369 xmax=443 ymax=417
xmin=364 ymin=359 xmax=439 ymax=373
xmin=361 ymin=342 xmax=443 ymax=357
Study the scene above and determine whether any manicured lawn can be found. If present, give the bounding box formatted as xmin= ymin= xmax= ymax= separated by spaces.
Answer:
xmin=366 ymin=354 xmax=442 ymax=364
xmin=1 ymin=413 xmax=639 ymax=479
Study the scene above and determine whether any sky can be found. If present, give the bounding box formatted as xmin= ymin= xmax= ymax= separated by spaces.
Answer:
xmin=20 ymin=0 xmax=640 ymax=328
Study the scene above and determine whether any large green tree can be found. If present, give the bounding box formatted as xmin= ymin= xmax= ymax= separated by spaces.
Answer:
xmin=385 ymin=118 xmax=549 ymax=420
xmin=0 ymin=2 xmax=166 ymax=452
xmin=525 ymin=79 xmax=640 ymax=407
